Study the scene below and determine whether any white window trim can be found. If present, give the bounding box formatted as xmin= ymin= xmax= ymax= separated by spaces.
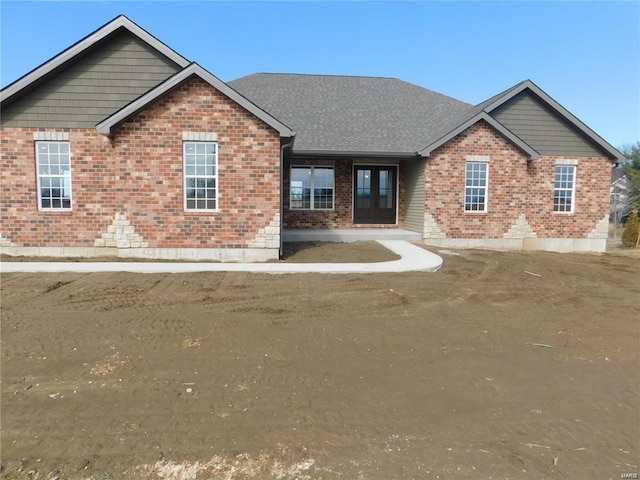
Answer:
xmin=35 ymin=140 xmax=72 ymax=211
xmin=290 ymin=165 xmax=335 ymax=211
xmin=183 ymin=141 xmax=219 ymax=212
xmin=464 ymin=158 xmax=489 ymax=213
xmin=553 ymin=164 xmax=576 ymax=214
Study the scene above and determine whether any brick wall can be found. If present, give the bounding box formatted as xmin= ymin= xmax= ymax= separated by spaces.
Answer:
xmin=0 ymin=77 xmax=282 ymax=249
xmin=424 ymin=121 xmax=611 ymax=240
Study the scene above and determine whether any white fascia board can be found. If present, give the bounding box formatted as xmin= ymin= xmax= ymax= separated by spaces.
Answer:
xmin=1 ymin=15 xmax=190 ymax=104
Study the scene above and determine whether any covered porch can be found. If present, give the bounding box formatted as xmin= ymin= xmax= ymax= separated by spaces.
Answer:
xmin=283 ymin=156 xmax=427 ymax=238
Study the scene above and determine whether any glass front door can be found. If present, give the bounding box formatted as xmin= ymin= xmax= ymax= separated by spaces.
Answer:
xmin=353 ymin=166 xmax=397 ymax=224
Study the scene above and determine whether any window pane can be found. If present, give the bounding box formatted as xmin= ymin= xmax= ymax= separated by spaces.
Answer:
xmin=554 ymin=165 xmax=575 ymax=213
xmin=290 ymin=166 xmax=334 ymax=210
xmin=62 ymin=178 xmax=71 ymax=198
xmin=184 ymin=142 xmax=217 ymax=210
xmin=291 ymin=168 xmax=311 ymax=188
xmin=465 ymin=162 xmax=487 ymax=211
xmin=291 ymin=168 xmax=312 ymax=209
xmin=37 ymin=142 xmax=72 ymax=209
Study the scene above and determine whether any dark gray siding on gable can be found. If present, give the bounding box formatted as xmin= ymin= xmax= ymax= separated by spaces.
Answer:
xmin=491 ymin=91 xmax=603 ymax=157
xmin=1 ymin=30 xmax=182 ymax=128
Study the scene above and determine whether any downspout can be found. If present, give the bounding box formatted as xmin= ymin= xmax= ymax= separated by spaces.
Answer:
xmin=279 ymin=138 xmax=294 ymax=259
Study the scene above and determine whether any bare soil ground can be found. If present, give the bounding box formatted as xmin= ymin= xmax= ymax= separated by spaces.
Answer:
xmin=1 ymin=246 xmax=638 ymax=479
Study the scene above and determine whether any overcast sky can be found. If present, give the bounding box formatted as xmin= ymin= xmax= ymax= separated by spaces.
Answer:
xmin=1 ymin=1 xmax=638 ymax=148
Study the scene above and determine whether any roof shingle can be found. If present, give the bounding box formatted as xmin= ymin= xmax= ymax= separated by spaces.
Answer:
xmin=228 ymin=73 xmax=473 ymax=155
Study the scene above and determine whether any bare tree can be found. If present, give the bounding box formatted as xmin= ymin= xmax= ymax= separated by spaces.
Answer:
xmin=610 ymin=177 xmax=634 ymax=238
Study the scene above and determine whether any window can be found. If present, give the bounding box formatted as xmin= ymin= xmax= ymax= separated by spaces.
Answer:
xmin=184 ymin=142 xmax=217 ymax=211
xmin=554 ymin=165 xmax=575 ymax=213
xmin=290 ymin=166 xmax=334 ymax=210
xmin=465 ymin=161 xmax=488 ymax=212
xmin=36 ymin=141 xmax=72 ymax=210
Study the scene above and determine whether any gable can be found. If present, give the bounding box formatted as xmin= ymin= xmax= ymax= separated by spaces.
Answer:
xmin=97 ymin=64 xmax=294 ymax=138
xmin=1 ymin=29 xmax=183 ymax=128
xmin=490 ymin=91 xmax=604 ymax=157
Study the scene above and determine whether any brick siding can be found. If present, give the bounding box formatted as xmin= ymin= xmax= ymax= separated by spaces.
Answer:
xmin=0 ymin=77 xmax=281 ymax=249
xmin=424 ymin=121 xmax=611 ymax=239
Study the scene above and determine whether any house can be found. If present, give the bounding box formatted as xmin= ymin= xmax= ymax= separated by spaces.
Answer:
xmin=0 ymin=15 xmax=626 ymax=261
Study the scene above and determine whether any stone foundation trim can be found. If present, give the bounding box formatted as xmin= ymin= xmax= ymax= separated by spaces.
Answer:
xmin=95 ymin=213 xmax=148 ymax=248
xmin=248 ymin=213 xmax=281 ymax=249
xmin=182 ymin=132 xmax=218 ymax=142
xmin=503 ymin=214 xmax=537 ymax=239
xmin=423 ymin=237 xmax=606 ymax=253
xmin=0 ymin=233 xmax=16 ymax=247
xmin=33 ymin=131 xmax=69 ymax=141
xmin=0 ymin=246 xmax=279 ymax=262
xmin=587 ymin=215 xmax=609 ymax=239
xmin=555 ymin=158 xmax=578 ymax=166
xmin=423 ymin=213 xmax=446 ymax=239
xmin=466 ymin=155 xmax=490 ymax=163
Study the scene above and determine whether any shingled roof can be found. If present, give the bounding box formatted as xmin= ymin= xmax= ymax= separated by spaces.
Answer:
xmin=228 ymin=73 xmax=473 ymax=156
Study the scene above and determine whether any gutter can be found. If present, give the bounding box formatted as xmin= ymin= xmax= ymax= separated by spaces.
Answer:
xmin=292 ymin=150 xmax=421 ymax=159
xmin=279 ymin=138 xmax=295 ymax=259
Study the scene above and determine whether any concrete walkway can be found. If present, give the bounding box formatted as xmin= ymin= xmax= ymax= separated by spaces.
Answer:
xmin=0 ymin=241 xmax=443 ymax=274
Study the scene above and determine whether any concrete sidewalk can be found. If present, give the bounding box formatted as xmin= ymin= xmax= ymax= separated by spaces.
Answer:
xmin=0 ymin=241 xmax=443 ymax=274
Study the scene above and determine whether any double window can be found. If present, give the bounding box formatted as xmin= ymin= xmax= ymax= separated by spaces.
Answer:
xmin=464 ymin=160 xmax=488 ymax=212
xmin=184 ymin=142 xmax=217 ymax=211
xmin=554 ymin=165 xmax=575 ymax=213
xmin=36 ymin=141 xmax=72 ymax=210
xmin=290 ymin=166 xmax=334 ymax=210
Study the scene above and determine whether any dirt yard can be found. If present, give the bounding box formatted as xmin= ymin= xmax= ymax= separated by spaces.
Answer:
xmin=1 ymin=245 xmax=638 ymax=479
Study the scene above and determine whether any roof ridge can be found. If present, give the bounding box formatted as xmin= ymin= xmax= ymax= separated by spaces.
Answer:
xmin=242 ymin=72 xmax=401 ymax=80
